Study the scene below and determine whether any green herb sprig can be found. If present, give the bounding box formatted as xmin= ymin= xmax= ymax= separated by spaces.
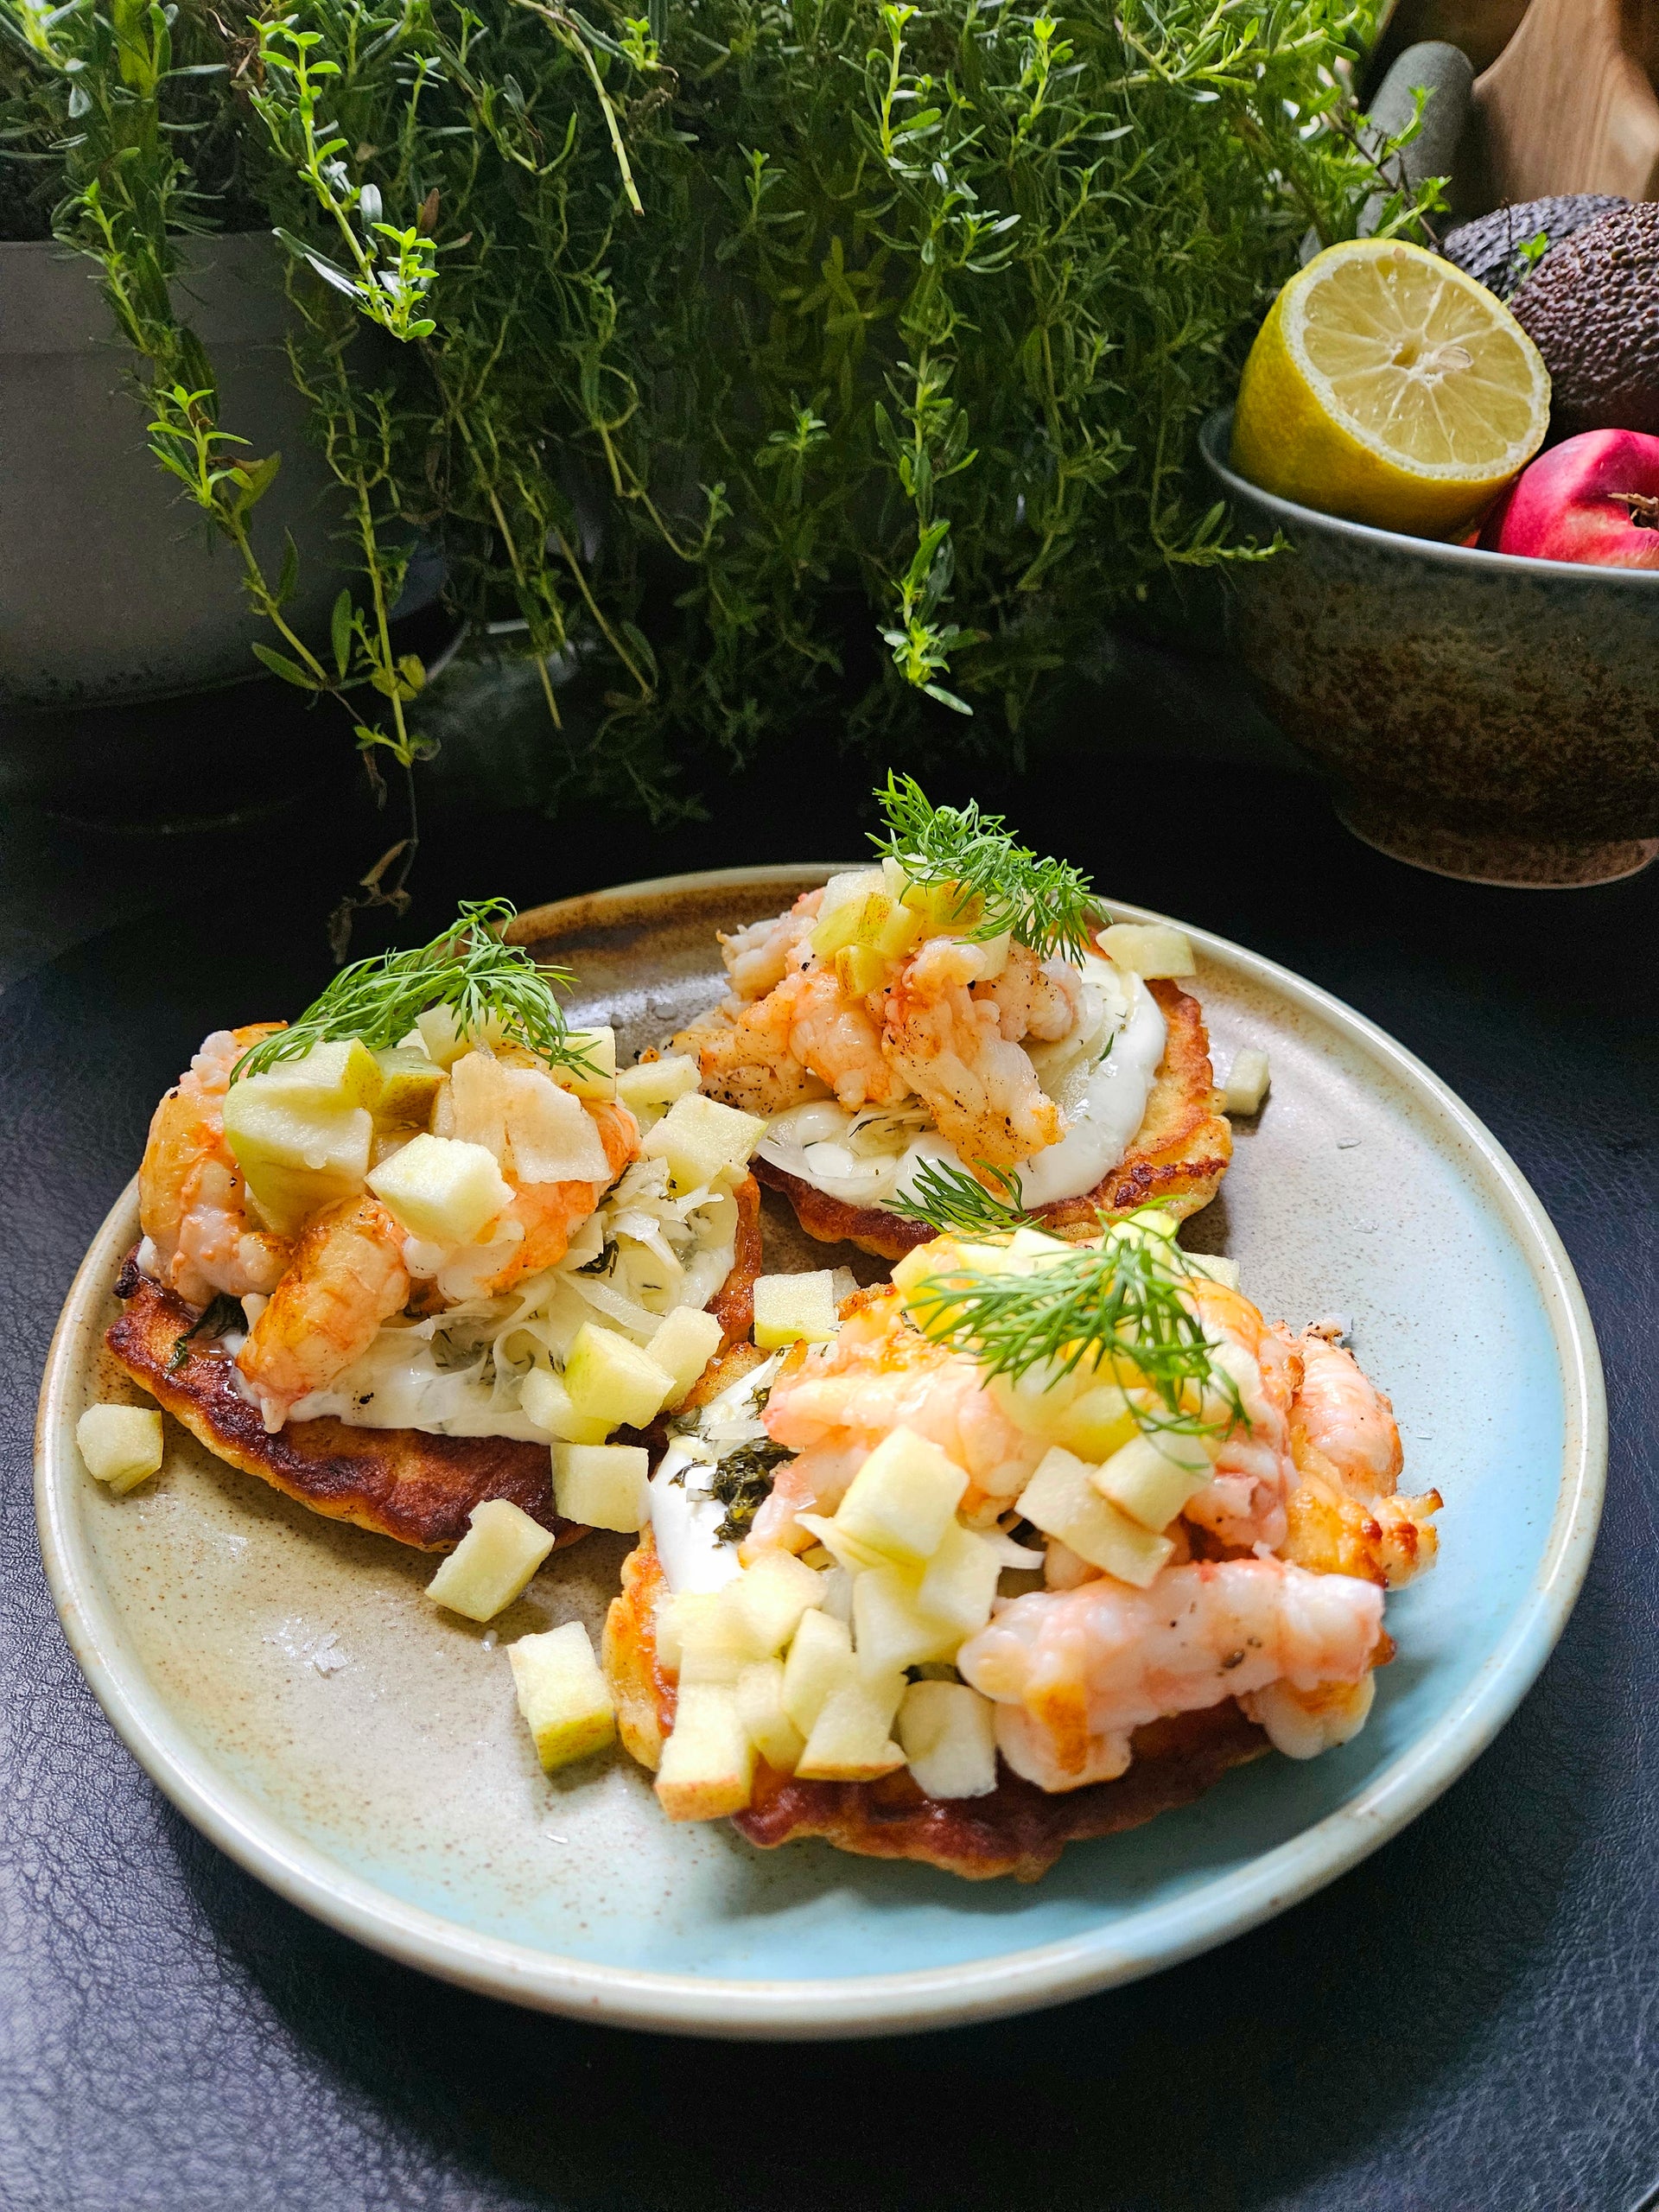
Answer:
xmin=903 ymin=1214 xmax=1245 ymax=1443
xmin=232 ymin=899 xmax=596 ymax=1081
xmin=0 ymin=0 xmax=1425 ymax=833
xmin=168 ymin=1292 xmax=245 ymax=1370
xmin=873 ymin=774 xmax=1100 ymax=963
xmin=887 ymin=1157 xmax=1036 ymax=1236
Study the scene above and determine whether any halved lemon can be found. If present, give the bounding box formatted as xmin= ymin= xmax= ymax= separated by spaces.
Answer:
xmin=1231 ymin=238 xmax=1551 ymax=538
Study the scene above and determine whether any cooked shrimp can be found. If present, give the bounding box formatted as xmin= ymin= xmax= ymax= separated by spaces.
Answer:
xmin=674 ymin=1004 xmax=831 ymax=1118
xmin=1177 ymin=1281 xmax=1300 ymax=1554
xmin=881 ymin=936 xmax=1061 ymax=1166
xmin=719 ymin=889 xmax=823 ymax=1003
xmin=484 ymin=1099 xmax=639 ymax=1291
xmin=958 ymin=1557 xmax=1384 ymax=1792
xmin=139 ymin=1023 xmax=292 ymax=1307
xmin=1281 ymin=1331 xmax=1440 ymax=1589
xmin=238 ymin=1194 xmax=410 ymax=1431
xmin=973 ymin=943 xmax=1084 ymax=1044
xmin=686 ymin=966 xmax=908 ymax=1115
xmin=1290 ymin=1332 xmax=1403 ymax=1497
xmin=753 ymin=1290 xmax=1044 ymax=1548
xmin=775 ymin=965 xmax=911 ymax=1109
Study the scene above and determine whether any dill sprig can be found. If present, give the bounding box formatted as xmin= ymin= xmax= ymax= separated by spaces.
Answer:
xmin=887 ymin=1158 xmax=1037 ymax=1236
xmin=232 ymin=899 xmax=595 ymax=1081
xmin=872 ymin=775 xmax=1100 ymax=963
xmin=902 ymin=1215 xmax=1244 ymax=1442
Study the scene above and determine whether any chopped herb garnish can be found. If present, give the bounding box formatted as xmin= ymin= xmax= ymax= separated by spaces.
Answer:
xmin=167 ymin=1293 xmax=245 ymax=1372
xmin=575 ymin=1241 xmax=619 ymax=1277
xmin=707 ymin=1439 xmax=792 ymax=1543
xmin=232 ymin=899 xmax=597 ymax=1084
xmin=902 ymin=1211 xmax=1246 ymax=1445
xmin=887 ymin=1157 xmax=1038 ymax=1236
xmin=872 ymin=774 xmax=1101 ymax=963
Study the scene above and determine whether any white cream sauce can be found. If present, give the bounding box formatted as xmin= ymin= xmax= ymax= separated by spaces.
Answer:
xmin=757 ymin=956 xmax=1167 ymax=1213
xmin=649 ymin=1353 xmax=784 ymax=1593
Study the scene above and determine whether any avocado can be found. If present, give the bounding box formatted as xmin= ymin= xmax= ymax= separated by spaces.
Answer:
xmin=1511 ymin=202 xmax=1659 ymax=440
xmin=1442 ymin=194 xmax=1628 ymax=302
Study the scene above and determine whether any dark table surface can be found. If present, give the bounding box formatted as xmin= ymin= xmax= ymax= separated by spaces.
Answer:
xmin=3 ymin=662 xmax=1656 ymax=2212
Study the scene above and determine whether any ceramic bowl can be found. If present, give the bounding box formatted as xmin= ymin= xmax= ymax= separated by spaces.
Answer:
xmin=1201 ymin=407 xmax=1659 ymax=887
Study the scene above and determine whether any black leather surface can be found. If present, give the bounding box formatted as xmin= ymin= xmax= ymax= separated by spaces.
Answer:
xmin=2 ymin=752 xmax=1655 ymax=2212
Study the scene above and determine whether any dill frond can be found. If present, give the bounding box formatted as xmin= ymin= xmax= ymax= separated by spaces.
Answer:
xmin=886 ymin=1157 xmax=1037 ymax=1236
xmin=902 ymin=1214 xmax=1246 ymax=1442
xmin=232 ymin=899 xmax=596 ymax=1081
xmin=873 ymin=774 xmax=1100 ymax=962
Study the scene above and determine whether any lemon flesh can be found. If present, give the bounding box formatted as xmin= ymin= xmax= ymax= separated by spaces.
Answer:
xmin=1231 ymin=239 xmax=1551 ymax=538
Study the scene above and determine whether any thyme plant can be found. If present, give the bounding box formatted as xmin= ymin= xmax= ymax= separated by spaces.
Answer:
xmin=0 ymin=0 xmax=1436 ymax=813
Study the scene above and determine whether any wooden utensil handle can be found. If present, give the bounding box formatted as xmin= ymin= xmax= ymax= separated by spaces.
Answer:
xmin=1475 ymin=0 xmax=1659 ymax=200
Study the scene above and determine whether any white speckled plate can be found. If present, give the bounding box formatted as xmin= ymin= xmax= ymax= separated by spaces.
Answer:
xmin=35 ymin=868 xmax=1605 ymax=2038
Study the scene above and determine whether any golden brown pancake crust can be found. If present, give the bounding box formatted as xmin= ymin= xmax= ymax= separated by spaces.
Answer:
xmin=603 ymin=1530 xmax=1269 ymax=1883
xmin=107 ymin=1175 xmax=764 ymax=1553
xmin=753 ymin=979 xmax=1232 ymax=1261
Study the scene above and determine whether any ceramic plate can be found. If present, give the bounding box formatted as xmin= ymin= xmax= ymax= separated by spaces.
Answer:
xmin=35 ymin=868 xmax=1605 ymax=2037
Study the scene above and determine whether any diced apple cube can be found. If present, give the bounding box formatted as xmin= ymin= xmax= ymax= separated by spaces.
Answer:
xmin=795 ymin=1672 xmax=907 ymax=1783
xmin=508 ymin=1621 xmax=616 ymax=1771
xmin=779 ymin=1606 xmax=855 ymax=1735
xmin=655 ymin=1589 xmax=725 ymax=1673
xmin=552 ymin=1026 xmax=617 ymax=1103
xmin=1185 ymin=1252 xmax=1241 ymax=1290
xmin=518 ymin=1368 xmax=612 ymax=1446
xmin=1015 ymin=1446 xmax=1174 ymax=1588
xmin=794 ymin=1511 xmax=892 ymax=1577
xmin=222 ymin=1084 xmax=373 ymax=1236
xmin=990 ymin=1230 xmax=1058 ymax=1268
xmin=655 ymin=1682 xmax=755 ymax=1820
xmin=1092 ymin=1430 xmax=1214 ymax=1532
xmin=671 ymin=1587 xmax=770 ymax=1684
xmin=614 ymin=1054 xmax=702 ymax=1122
xmin=645 ymin=1305 xmax=725 ymax=1407
xmin=834 ymin=1426 xmax=968 ymax=1565
xmin=916 ymin=1520 xmax=1002 ymax=1637
xmin=1052 ymin=1383 xmax=1141 ymax=1464
xmin=500 ymin=1066 xmax=611 ymax=1184
xmin=416 ymin=1002 xmax=473 ymax=1068
xmin=1098 ymin=921 xmax=1197 ymax=978
xmin=641 ymin=1092 xmax=766 ymax=1192
xmin=256 ymin=1037 xmax=385 ymax=1112
xmin=726 ymin=1550 xmax=825 ymax=1656
xmin=752 ymin=1270 xmax=838 ymax=1350
xmin=563 ymin=1321 xmax=675 ymax=1430
xmin=373 ymin=1046 xmax=445 ymax=1128
xmin=1223 ymin=1046 xmax=1271 ymax=1117
xmin=735 ymin=1658 xmax=805 ymax=1774
xmin=818 ymin=1564 xmax=855 ymax=1624
xmin=899 ymin=878 xmax=981 ymax=934
xmin=366 ymin=1131 xmax=512 ymax=1245
xmin=851 ymin=1564 xmax=959 ymax=1679
xmin=812 ymin=865 xmax=886 ymax=931
xmin=425 ymin=1498 xmax=556 ymax=1621
xmin=834 ymin=943 xmax=892 ymax=1000
xmin=897 ymin=1680 xmax=999 ymax=1800
xmin=77 ymin=1403 xmax=164 ymax=1495
xmin=552 ymin=1441 xmax=649 ymax=1533
xmin=890 ymin=1236 xmax=961 ymax=1300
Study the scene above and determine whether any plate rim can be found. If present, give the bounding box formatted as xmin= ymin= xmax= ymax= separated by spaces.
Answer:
xmin=35 ymin=866 xmax=1607 ymax=2039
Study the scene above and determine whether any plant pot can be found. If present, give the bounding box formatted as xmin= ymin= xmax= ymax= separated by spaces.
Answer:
xmin=1200 ymin=407 xmax=1659 ymax=887
xmin=0 ymin=232 xmax=370 ymax=711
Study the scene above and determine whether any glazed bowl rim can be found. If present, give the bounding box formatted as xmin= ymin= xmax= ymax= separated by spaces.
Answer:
xmin=1199 ymin=406 xmax=1659 ymax=591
